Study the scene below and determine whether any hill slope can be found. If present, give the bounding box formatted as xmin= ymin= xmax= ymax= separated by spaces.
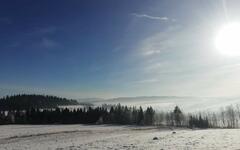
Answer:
xmin=0 ymin=94 xmax=79 ymax=110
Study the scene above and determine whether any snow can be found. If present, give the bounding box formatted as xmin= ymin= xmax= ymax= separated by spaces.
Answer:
xmin=0 ymin=125 xmax=240 ymax=150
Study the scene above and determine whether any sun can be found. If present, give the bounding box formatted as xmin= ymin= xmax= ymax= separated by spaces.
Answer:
xmin=215 ymin=22 xmax=240 ymax=56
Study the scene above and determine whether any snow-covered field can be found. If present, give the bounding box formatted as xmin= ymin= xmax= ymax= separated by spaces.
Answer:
xmin=1 ymin=125 xmax=240 ymax=150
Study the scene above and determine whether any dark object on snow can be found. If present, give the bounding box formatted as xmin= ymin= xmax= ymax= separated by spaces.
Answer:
xmin=172 ymin=131 xmax=176 ymax=134
xmin=153 ymin=137 xmax=158 ymax=140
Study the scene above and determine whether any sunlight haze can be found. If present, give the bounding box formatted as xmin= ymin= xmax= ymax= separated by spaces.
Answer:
xmin=1 ymin=0 xmax=240 ymax=99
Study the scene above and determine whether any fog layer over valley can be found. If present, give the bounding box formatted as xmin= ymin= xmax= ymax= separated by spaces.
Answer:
xmin=78 ymin=96 xmax=240 ymax=112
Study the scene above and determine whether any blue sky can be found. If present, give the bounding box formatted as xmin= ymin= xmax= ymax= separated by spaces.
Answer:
xmin=1 ymin=0 xmax=240 ymax=98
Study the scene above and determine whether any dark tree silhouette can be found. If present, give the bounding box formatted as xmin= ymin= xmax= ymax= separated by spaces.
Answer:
xmin=173 ymin=106 xmax=183 ymax=126
xmin=0 ymin=94 xmax=79 ymax=111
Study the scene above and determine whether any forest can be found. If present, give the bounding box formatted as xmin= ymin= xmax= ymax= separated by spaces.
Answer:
xmin=0 ymin=94 xmax=79 ymax=110
xmin=0 ymin=94 xmax=240 ymax=129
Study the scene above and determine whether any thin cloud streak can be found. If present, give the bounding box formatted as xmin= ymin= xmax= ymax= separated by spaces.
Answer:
xmin=134 ymin=79 xmax=160 ymax=84
xmin=41 ymin=38 xmax=59 ymax=48
xmin=132 ymin=13 xmax=170 ymax=21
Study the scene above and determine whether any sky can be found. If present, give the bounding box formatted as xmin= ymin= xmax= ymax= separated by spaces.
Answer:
xmin=1 ymin=0 xmax=240 ymax=99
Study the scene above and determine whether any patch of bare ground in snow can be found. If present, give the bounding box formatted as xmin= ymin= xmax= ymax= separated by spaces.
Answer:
xmin=0 ymin=130 xmax=92 ymax=144
xmin=1 ymin=125 xmax=240 ymax=150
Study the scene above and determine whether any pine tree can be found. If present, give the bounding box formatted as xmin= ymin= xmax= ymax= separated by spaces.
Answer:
xmin=173 ymin=106 xmax=183 ymax=126
xmin=137 ymin=106 xmax=144 ymax=125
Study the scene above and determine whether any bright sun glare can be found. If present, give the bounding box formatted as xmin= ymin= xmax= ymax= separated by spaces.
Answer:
xmin=215 ymin=22 xmax=240 ymax=56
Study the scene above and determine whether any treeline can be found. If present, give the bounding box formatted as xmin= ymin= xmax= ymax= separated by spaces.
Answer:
xmin=0 ymin=102 xmax=225 ymax=128
xmin=154 ymin=106 xmax=211 ymax=128
xmin=0 ymin=104 xmax=211 ymax=128
xmin=0 ymin=103 xmax=212 ymax=128
xmin=0 ymin=94 xmax=79 ymax=111
xmin=0 ymin=104 xmax=155 ymax=125
xmin=154 ymin=105 xmax=240 ymax=129
xmin=1 ymin=94 xmax=240 ymax=129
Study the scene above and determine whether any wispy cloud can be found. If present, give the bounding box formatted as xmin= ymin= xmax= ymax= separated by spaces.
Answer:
xmin=137 ymin=25 xmax=183 ymax=57
xmin=9 ymin=26 xmax=60 ymax=49
xmin=143 ymin=62 xmax=164 ymax=72
xmin=142 ymin=50 xmax=161 ymax=56
xmin=41 ymin=38 xmax=59 ymax=48
xmin=27 ymin=26 xmax=57 ymax=36
xmin=139 ymin=32 xmax=174 ymax=56
xmin=132 ymin=13 xmax=171 ymax=21
xmin=134 ymin=78 xmax=160 ymax=84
